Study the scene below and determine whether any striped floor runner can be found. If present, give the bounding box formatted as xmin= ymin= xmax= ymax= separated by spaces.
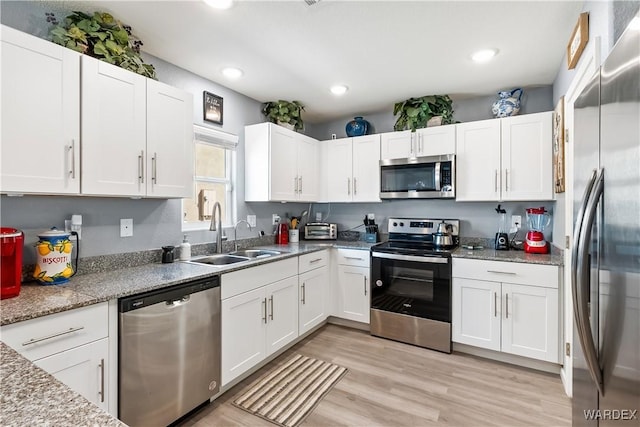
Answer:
xmin=232 ymin=354 xmax=348 ymax=427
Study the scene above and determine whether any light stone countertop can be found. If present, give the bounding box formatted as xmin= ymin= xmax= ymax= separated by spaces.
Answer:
xmin=0 ymin=342 xmax=125 ymax=427
xmin=451 ymin=245 xmax=564 ymax=266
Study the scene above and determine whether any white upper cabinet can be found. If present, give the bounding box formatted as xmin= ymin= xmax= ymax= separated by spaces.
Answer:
xmin=245 ymin=123 xmax=319 ymax=202
xmin=456 ymin=112 xmax=553 ymax=202
xmin=500 ymin=112 xmax=553 ymax=201
xmin=380 ymin=125 xmax=455 ymax=160
xmin=82 ymin=57 xmax=194 ymax=198
xmin=81 ymin=56 xmax=147 ymax=197
xmin=455 ymin=119 xmax=502 ymax=201
xmin=1 ymin=25 xmax=81 ymax=194
xmin=146 ymin=79 xmax=194 ymax=198
xmin=326 ymin=135 xmax=381 ymax=202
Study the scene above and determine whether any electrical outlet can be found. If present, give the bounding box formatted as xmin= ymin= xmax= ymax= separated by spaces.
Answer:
xmin=247 ymin=215 xmax=257 ymax=227
xmin=272 ymin=214 xmax=280 ymax=225
xmin=120 ymin=218 xmax=133 ymax=237
xmin=511 ymin=215 xmax=522 ymax=229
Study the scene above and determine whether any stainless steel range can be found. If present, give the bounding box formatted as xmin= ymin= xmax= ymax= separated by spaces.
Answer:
xmin=370 ymin=218 xmax=459 ymax=353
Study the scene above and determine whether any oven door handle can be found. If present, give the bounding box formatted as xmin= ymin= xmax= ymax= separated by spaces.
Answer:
xmin=371 ymin=251 xmax=449 ymax=264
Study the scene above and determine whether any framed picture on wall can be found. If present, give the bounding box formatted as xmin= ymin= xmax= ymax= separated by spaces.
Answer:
xmin=203 ymin=91 xmax=223 ymax=125
xmin=553 ymin=96 xmax=565 ymax=193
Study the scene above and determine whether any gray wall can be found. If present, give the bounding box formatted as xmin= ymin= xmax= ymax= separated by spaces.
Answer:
xmin=307 ymin=86 xmax=554 ymax=141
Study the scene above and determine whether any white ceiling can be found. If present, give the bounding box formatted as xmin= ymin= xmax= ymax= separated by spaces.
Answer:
xmin=75 ymin=0 xmax=584 ymax=123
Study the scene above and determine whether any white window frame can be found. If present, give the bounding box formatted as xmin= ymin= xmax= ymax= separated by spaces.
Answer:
xmin=182 ymin=125 xmax=238 ymax=231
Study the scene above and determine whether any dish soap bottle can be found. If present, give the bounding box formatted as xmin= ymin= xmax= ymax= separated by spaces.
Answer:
xmin=179 ymin=235 xmax=191 ymax=261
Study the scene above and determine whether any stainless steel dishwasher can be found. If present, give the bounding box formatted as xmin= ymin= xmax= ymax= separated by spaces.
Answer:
xmin=119 ymin=276 xmax=220 ymax=427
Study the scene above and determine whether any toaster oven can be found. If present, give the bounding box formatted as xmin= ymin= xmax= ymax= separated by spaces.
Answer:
xmin=304 ymin=223 xmax=337 ymax=240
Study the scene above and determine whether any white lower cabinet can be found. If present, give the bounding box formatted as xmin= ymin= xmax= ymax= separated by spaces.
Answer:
xmin=452 ymin=258 xmax=560 ymax=363
xmin=0 ymin=302 xmax=111 ymax=410
xmin=335 ymin=249 xmax=370 ymax=324
xmin=298 ymin=250 xmax=329 ymax=335
xmin=221 ymin=258 xmax=299 ymax=386
xmin=35 ymin=338 xmax=109 ymax=411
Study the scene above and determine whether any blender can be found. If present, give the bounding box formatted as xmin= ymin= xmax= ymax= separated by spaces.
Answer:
xmin=524 ymin=207 xmax=551 ymax=254
xmin=494 ymin=204 xmax=509 ymax=250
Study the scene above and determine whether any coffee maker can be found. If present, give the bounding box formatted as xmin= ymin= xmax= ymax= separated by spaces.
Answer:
xmin=494 ymin=204 xmax=509 ymax=250
xmin=524 ymin=207 xmax=551 ymax=254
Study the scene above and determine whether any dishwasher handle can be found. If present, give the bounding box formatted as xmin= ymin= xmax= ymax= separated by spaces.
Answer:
xmin=119 ymin=276 xmax=219 ymax=312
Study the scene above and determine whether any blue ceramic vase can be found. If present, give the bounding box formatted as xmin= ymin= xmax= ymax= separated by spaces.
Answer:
xmin=345 ymin=116 xmax=369 ymax=137
xmin=492 ymin=88 xmax=523 ymax=118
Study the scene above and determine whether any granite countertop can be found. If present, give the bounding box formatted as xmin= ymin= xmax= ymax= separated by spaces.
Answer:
xmin=0 ymin=342 xmax=125 ymax=427
xmin=0 ymin=241 xmax=372 ymax=326
xmin=452 ymin=245 xmax=564 ymax=266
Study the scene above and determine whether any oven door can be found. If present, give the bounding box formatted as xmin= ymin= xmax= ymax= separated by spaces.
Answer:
xmin=370 ymin=252 xmax=451 ymax=322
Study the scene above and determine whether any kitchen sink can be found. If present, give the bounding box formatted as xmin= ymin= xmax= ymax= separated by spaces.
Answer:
xmin=188 ymin=254 xmax=250 ymax=266
xmin=229 ymin=249 xmax=283 ymax=258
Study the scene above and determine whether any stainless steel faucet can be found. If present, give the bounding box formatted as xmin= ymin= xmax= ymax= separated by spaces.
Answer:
xmin=209 ymin=202 xmax=224 ymax=254
xmin=233 ymin=220 xmax=253 ymax=251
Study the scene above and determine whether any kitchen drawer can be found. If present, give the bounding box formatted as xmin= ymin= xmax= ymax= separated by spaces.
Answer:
xmin=1 ymin=302 xmax=108 ymax=361
xmin=452 ymin=258 xmax=558 ymax=288
xmin=299 ymin=250 xmax=329 ymax=273
xmin=336 ymin=248 xmax=370 ymax=268
xmin=221 ymin=257 xmax=298 ymax=300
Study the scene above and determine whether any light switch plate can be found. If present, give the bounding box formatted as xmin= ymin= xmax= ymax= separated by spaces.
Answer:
xmin=120 ymin=218 xmax=133 ymax=237
xmin=247 ymin=215 xmax=257 ymax=227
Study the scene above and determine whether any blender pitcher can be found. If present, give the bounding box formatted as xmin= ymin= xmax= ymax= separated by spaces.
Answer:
xmin=524 ymin=207 xmax=551 ymax=253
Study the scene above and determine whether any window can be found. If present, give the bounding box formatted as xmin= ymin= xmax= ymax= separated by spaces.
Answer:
xmin=182 ymin=125 xmax=238 ymax=230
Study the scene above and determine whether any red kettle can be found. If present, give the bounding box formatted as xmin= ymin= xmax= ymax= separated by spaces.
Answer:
xmin=276 ymin=222 xmax=289 ymax=244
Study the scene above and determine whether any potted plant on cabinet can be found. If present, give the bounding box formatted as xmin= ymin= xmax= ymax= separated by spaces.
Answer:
xmin=393 ymin=95 xmax=455 ymax=131
xmin=261 ymin=100 xmax=305 ymax=131
xmin=46 ymin=11 xmax=156 ymax=79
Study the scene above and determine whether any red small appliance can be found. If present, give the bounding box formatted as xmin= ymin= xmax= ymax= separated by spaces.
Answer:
xmin=524 ymin=207 xmax=551 ymax=254
xmin=1 ymin=227 xmax=24 ymax=299
xmin=275 ymin=222 xmax=289 ymax=245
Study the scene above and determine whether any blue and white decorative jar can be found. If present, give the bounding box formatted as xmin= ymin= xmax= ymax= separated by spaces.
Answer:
xmin=492 ymin=88 xmax=523 ymax=118
xmin=345 ymin=116 xmax=370 ymax=137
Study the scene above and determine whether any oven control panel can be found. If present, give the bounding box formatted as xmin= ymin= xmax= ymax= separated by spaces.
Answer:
xmin=387 ymin=218 xmax=459 ymax=236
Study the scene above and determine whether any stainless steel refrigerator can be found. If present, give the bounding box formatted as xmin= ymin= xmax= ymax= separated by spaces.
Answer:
xmin=572 ymin=13 xmax=640 ymax=426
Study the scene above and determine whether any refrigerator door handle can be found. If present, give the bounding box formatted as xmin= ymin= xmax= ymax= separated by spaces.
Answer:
xmin=573 ymin=168 xmax=605 ymax=396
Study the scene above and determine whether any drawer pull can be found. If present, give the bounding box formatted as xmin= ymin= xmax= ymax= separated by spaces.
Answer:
xmin=309 ymin=258 xmax=323 ymax=264
xmin=22 ymin=326 xmax=85 ymax=346
xmin=99 ymin=358 xmax=105 ymax=403
xmin=345 ymin=256 xmax=364 ymax=261
xmin=487 ymin=270 xmax=517 ymax=275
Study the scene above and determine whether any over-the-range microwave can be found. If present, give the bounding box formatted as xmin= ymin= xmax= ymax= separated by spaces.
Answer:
xmin=379 ymin=154 xmax=455 ymax=199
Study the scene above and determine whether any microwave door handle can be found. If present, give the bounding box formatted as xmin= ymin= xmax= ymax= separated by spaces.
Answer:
xmin=434 ymin=162 xmax=441 ymax=191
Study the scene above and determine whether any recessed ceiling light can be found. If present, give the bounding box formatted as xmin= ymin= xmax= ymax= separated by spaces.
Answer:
xmin=330 ymin=85 xmax=348 ymax=95
xmin=471 ymin=48 xmax=498 ymax=63
xmin=203 ymin=0 xmax=234 ymax=10
xmin=222 ymin=67 xmax=243 ymax=79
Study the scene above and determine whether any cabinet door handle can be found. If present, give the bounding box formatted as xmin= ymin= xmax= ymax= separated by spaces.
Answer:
xmin=505 ymin=293 xmax=509 ymax=319
xmin=99 ymin=358 xmax=105 ymax=403
xmin=418 ymin=134 xmax=423 ymax=153
xmin=68 ymin=140 xmax=76 ymax=179
xmin=269 ymin=295 xmax=274 ymax=320
xmin=410 ymin=134 xmax=414 ymax=155
xmin=353 ymin=177 xmax=357 ymax=196
xmin=22 ymin=326 xmax=85 ymax=346
xmin=138 ymin=151 xmax=144 ymax=184
xmin=301 ymin=283 xmax=306 ymax=304
xmin=347 ymin=178 xmax=351 ymax=195
xmin=494 ymin=292 xmax=498 ymax=317
xmin=487 ymin=270 xmax=516 ymax=275
xmin=505 ymin=169 xmax=510 ymax=191
xmin=494 ymin=169 xmax=499 ymax=192
xmin=364 ymin=276 xmax=368 ymax=296
xmin=294 ymin=176 xmax=299 ymax=193
xmin=152 ymin=153 xmax=157 ymax=184
xmin=262 ymin=298 xmax=267 ymax=323
xmin=299 ymin=176 xmax=303 ymax=193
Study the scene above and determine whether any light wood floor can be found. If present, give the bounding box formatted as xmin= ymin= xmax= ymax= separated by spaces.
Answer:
xmin=179 ymin=324 xmax=571 ymax=427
